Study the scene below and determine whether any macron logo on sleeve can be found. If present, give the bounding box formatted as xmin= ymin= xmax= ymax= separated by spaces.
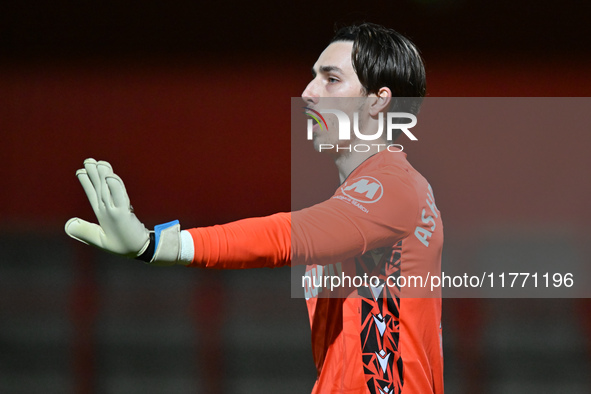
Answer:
xmin=341 ymin=176 xmax=384 ymax=203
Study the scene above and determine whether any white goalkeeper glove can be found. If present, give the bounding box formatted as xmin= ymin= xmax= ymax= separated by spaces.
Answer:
xmin=65 ymin=158 xmax=186 ymax=266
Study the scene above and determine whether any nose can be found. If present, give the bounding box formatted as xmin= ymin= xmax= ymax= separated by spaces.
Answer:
xmin=301 ymin=79 xmax=319 ymax=106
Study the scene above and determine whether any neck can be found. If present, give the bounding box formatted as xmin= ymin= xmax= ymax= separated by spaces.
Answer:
xmin=332 ymin=143 xmax=384 ymax=183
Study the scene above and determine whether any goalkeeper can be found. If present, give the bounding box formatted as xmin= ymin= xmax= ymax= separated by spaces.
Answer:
xmin=66 ymin=23 xmax=444 ymax=394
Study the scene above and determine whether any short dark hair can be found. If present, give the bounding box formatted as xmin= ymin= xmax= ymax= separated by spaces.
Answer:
xmin=331 ymin=23 xmax=426 ymax=99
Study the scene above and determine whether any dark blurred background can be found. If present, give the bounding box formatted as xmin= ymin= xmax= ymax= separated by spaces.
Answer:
xmin=1 ymin=1 xmax=590 ymax=393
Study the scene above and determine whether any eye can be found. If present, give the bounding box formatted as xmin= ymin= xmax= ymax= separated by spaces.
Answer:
xmin=327 ymin=76 xmax=339 ymax=84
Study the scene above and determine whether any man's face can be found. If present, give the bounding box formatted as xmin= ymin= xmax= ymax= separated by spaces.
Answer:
xmin=302 ymin=41 xmax=364 ymax=99
xmin=302 ymin=41 xmax=368 ymax=152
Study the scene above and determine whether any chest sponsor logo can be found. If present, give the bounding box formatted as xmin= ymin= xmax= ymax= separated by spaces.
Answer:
xmin=341 ymin=176 xmax=384 ymax=203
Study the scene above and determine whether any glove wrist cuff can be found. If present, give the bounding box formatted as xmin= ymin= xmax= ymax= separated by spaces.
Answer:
xmin=136 ymin=232 xmax=156 ymax=262
xmin=136 ymin=220 xmax=181 ymax=266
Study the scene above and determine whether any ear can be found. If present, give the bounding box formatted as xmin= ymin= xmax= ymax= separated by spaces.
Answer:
xmin=368 ymin=87 xmax=392 ymax=117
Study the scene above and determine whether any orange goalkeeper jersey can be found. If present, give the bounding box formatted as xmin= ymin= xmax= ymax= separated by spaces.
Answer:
xmin=188 ymin=150 xmax=444 ymax=394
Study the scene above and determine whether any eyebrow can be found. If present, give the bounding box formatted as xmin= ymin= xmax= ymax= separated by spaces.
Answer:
xmin=311 ymin=65 xmax=344 ymax=78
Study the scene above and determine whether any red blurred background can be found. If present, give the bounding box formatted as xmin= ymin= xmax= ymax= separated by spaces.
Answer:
xmin=1 ymin=1 xmax=590 ymax=393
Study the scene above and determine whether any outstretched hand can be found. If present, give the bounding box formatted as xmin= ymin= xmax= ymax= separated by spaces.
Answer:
xmin=65 ymin=158 xmax=151 ymax=258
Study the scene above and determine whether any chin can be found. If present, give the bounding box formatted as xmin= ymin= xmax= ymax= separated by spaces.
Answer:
xmin=312 ymin=140 xmax=323 ymax=152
